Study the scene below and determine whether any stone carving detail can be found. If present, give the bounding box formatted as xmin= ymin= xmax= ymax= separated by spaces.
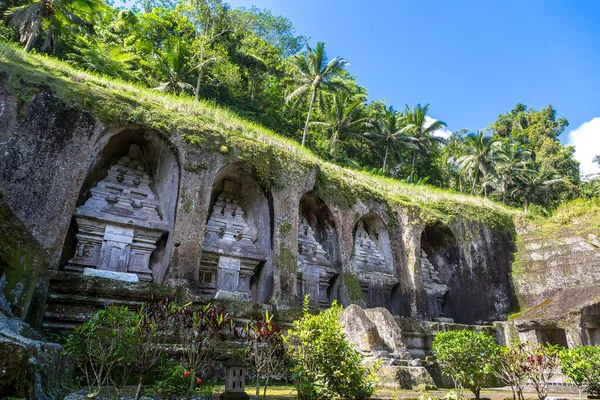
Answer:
xmin=351 ymin=220 xmax=397 ymax=307
xmin=421 ymin=250 xmax=449 ymax=319
xmin=297 ymin=218 xmax=337 ymax=308
xmin=66 ymin=145 xmax=168 ymax=281
xmin=200 ymin=180 xmax=265 ymax=301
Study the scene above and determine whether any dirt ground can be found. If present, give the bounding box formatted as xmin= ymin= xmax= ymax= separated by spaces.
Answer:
xmin=218 ymin=385 xmax=582 ymax=400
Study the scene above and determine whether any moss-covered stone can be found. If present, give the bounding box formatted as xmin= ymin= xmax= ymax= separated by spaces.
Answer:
xmin=343 ymin=273 xmax=364 ymax=303
xmin=276 ymin=248 xmax=296 ymax=272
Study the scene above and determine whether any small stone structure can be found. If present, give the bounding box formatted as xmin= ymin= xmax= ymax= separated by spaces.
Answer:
xmin=200 ymin=180 xmax=266 ymax=301
xmin=420 ymin=250 xmax=450 ymax=321
xmin=220 ymin=357 xmax=249 ymax=399
xmin=296 ymin=217 xmax=337 ymax=308
xmin=351 ymin=219 xmax=397 ymax=308
xmin=66 ymin=145 xmax=168 ymax=282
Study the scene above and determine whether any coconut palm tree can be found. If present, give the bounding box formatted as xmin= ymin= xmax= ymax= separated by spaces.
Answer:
xmin=456 ymin=131 xmax=499 ymax=196
xmin=403 ymin=104 xmax=447 ymax=183
xmin=511 ymin=163 xmax=564 ymax=212
xmin=367 ymin=106 xmax=415 ymax=172
xmin=490 ymin=142 xmax=532 ymax=204
xmin=310 ymin=91 xmax=370 ymax=161
xmin=286 ymin=41 xmax=348 ymax=147
xmin=6 ymin=0 xmax=103 ymax=54
xmin=154 ymin=36 xmax=197 ymax=95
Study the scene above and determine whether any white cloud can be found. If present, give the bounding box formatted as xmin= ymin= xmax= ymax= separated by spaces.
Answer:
xmin=566 ymin=117 xmax=600 ymax=178
xmin=424 ymin=116 xmax=452 ymax=139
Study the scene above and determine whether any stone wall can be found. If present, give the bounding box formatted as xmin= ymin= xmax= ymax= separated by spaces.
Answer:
xmin=513 ymin=218 xmax=600 ymax=311
xmin=0 ymin=76 xmax=516 ymax=332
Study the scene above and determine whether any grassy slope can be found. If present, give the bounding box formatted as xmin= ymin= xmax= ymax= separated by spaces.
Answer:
xmin=0 ymin=40 xmax=517 ymax=229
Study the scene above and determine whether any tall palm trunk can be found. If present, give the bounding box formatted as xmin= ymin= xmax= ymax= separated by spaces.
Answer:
xmin=382 ymin=143 xmax=389 ymax=172
xmin=409 ymin=149 xmax=417 ymax=183
xmin=302 ymin=87 xmax=318 ymax=147
xmin=331 ymin=130 xmax=340 ymax=161
xmin=24 ymin=16 xmax=42 ymax=52
xmin=195 ymin=48 xmax=205 ymax=100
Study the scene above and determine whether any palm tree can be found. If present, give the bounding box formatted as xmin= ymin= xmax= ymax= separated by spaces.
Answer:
xmin=456 ymin=131 xmax=499 ymax=196
xmin=594 ymin=154 xmax=600 ymax=166
xmin=286 ymin=41 xmax=348 ymax=147
xmin=310 ymin=91 xmax=370 ymax=161
xmin=154 ymin=36 xmax=197 ymax=95
xmin=490 ymin=142 xmax=532 ymax=204
xmin=7 ymin=0 xmax=103 ymax=54
xmin=367 ymin=106 xmax=415 ymax=172
xmin=403 ymin=104 xmax=447 ymax=183
xmin=511 ymin=163 xmax=564 ymax=212
xmin=441 ymin=130 xmax=468 ymax=192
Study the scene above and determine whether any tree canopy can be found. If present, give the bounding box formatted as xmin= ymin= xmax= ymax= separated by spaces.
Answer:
xmin=0 ymin=0 xmax=589 ymax=212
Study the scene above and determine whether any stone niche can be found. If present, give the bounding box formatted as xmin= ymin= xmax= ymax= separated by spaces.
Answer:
xmin=297 ymin=193 xmax=341 ymax=309
xmin=420 ymin=223 xmax=460 ymax=321
xmin=200 ymin=164 xmax=271 ymax=302
xmin=60 ymin=128 xmax=180 ymax=284
xmin=350 ymin=213 xmax=397 ymax=309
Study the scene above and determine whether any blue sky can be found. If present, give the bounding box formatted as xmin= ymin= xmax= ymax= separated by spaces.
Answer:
xmin=225 ymin=0 xmax=600 ymax=175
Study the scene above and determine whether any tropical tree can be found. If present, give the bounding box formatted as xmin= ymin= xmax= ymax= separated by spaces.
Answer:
xmin=6 ymin=0 xmax=103 ymax=53
xmin=432 ymin=330 xmax=498 ymax=400
xmin=456 ymin=131 xmax=499 ymax=196
xmin=367 ymin=105 xmax=415 ymax=172
xmin=512 ymin=163 xmax=564 ymax=212
xmin=403 ymin=104 xmax=447 ymax=183
xmin=310 ymin=91 xmax=370 ymax=161
xmin=490 ymin=142 xmax=532 ymax=204
xmin=439 ymin=129 xmax=468 ymax=192
xmin=154 ymin=35 xmax=197 ymax=95
xmin=594 ymin=154 xmax=600 ymax=167
xmin=286 ymin=41 xmax=348 ymax=146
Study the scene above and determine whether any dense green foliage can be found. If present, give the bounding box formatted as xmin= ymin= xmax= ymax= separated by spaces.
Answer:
xmin=559 ymin=345 xmax=600 ymax=398
xmin=432 ymin=330 xmax=498 ymax=400
xmin=285 ymin=297 xmax=375 ymax=400
xmin=0 ymin=0 xmax=594 ymax=211
xmin=64 ymin=302 xmax=229 ymax=399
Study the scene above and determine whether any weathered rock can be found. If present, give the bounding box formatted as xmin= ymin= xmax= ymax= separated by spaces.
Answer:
xmin=364 ymin=307 xmax=412 ymax=359
xmin=0 ymin=309 xmax=66 ymax=398
xmin=340 ymin=304 xmax=383 ymax=353
xmin=376 ymin=365 xmax=436 ymax=390
xmin=83 ymin=267 xmax=140 ymax=282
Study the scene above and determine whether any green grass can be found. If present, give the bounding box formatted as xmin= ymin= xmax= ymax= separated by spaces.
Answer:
xmin=0 ymin=40 xmax=519 ymax=229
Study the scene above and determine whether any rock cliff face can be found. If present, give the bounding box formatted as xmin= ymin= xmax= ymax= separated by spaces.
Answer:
xmin=513 ymin=212 xmax=600 ymax=311
xmin=0 ymin=76 xmax=517 ymax=330
xmin=0 ymin=51 xmax=518 ymax=394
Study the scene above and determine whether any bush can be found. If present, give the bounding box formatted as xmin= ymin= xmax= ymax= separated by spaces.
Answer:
xmin=559 ymin=345 xmax=600 ymax=398
xmin=493 ymin=342 xmax=530 ymax=400
xmin=522 ymin=344 xmax=560 ymax=400
xmin=64 ymin=305 xmax=139 ymax=398
xmin=432 ymin=330 xmax=498 ymax=400
xmin=285 ymin=296 xmax=376 ymax=400
xmin=241 ymin=310 xmax=287 ymax=399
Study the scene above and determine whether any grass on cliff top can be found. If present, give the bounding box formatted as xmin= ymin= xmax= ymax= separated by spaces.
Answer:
xmin=0 ymin=40 xmax=516 ymax=218
xmin=517 ymin=197 xmax=600 ymax=238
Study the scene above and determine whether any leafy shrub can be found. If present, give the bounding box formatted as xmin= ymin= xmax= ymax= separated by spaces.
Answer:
xmin=167 ymin=302 xmax=233 ymax=390
xmin=559 ymin=345 xmax=600 ymax=398
xmin=64 ymin=305 xmax=139 ymax=398
xmin=493 ymin=342 xmax=530 ymax=400
xmin=522 ymin=344 xmax=560 ymax=400
xmin=432 ymin=330 xmax=498 ymax=400
xmin=285 ymin=296 xmax=375 ymax=400
xmin=240 ymin=310 xmax=287 ymax=399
